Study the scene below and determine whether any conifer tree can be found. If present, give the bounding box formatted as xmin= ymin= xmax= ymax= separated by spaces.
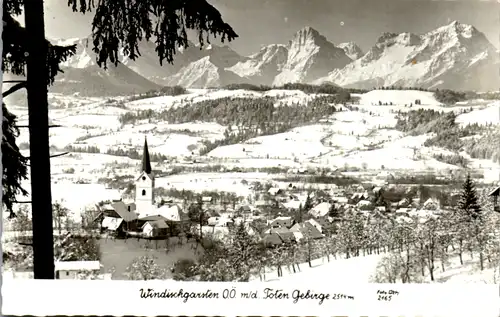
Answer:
xmin=458 ymin=173 xmax=482 ymax=220
xmin=2 ymin=103 xmax=29 ymax=216
xmin=304 ymin=193 xmax=313 ymax=211
xmin=3 ymin=0 xmax=237 ymax=279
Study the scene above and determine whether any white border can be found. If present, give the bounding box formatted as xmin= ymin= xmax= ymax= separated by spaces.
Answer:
xmin=1 ymin=280 xmax=499 ymax=316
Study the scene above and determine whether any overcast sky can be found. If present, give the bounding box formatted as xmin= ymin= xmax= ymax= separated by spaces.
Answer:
xmin=40 ymin=0 xmax=499 ymax=55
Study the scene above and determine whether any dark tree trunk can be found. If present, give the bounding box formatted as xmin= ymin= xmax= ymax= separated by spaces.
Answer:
xmin=24 ymin=0 xmax=55 ymax=279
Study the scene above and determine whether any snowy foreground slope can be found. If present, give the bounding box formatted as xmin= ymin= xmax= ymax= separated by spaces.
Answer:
xmin=250 ymin=252 xmax=500 ymax=284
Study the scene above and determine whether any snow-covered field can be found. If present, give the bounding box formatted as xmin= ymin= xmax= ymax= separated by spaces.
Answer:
xmin=155 ymin=172 xmax=273 ymax=197
xmin=456 ymin=101 xmax=500 ymax=126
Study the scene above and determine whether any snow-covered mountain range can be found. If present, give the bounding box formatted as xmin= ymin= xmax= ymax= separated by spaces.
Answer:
xmin=54 ymin=21 xmax=499 ymax=92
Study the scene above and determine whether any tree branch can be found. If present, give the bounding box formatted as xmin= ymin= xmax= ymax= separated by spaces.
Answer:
xmin=25 ymin=152 xmax=70 ymax=165
xmin=16 ymin=124 xmax=64 ymax=129
xmin=2 ymin=81 xmax=27 ymax=98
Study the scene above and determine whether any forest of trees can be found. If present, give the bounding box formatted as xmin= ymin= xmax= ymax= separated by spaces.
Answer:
xmin=120 ymin=95 xmax=348 ymax=155
xmin=432 ymin=153 xmax=469 ymax=168
xmin=395 ymin=109 xmax=457 ymax=135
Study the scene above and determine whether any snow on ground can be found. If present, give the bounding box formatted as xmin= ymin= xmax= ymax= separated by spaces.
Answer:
xmin=252 ymin=251 xmax=500 ymax=284
xmin=78 ymin=126 xmax=218 ymax=156
xmin=206 ymin=110 xmax=444 ymax=171
xmin=15 ymin=181 xmax=122 ymax=222
xmin=54 ymin=114 xmax=122 ymax=130
xmin=154 ymin=122 xmax=226 ymax=135
xmin=155 ymin=172 xmax=273 ymax=196
xmin=17 ymin=126 xmax=90 ymax=148
xmin=358 ymin=89 xmax=442 ymax=106
xmin=34 ymin=152 xmax=136 ymax=176
xmin=227 ymin=159 xmax=301 ymax=169
xmin=208 ymin=125 xmax=331 ymax=161
xmin=126 ymin=94 xmax=192 ymax=111
xmin=456 ymin=101 xmax=500 ymax=126
xmin=150 ymin=134 xmax=203 ymax=157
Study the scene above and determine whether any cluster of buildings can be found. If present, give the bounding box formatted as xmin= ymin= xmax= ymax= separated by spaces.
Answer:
xmin=91 ymin=136 xmax=500 ymax=248
xmin=94 ymin=138 xmax=190 ymax=238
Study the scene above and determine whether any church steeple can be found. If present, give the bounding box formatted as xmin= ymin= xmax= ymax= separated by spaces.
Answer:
xmin=142 ymin=136 xmax=152 ymax=174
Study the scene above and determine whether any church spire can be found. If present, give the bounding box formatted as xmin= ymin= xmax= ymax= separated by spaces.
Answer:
xmin=142 ymin=136 xmax=152 ymax=174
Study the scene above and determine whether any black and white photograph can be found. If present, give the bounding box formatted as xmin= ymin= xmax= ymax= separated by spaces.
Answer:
xmin=2 ymin=0 xmax=500 ymax=288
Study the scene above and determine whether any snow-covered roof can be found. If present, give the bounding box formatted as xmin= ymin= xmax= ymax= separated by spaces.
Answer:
xmin=55 ymin=261 xmax=101 ymax=271
xmin=357 ymin=200 xmax=371 ymax=207
xmin=309 ymin=202 xmax=331 ymax=217
xmin=142 ymin=220 xmax=169 ymax=230
xmin=488 ymin=186 xmax=500 ymax=196
xmin=157 ymin=204 xmax=187 ymax=222
xmin=268 ymin=187 xmax=281 ymax=195
xmin=111 ymin=201 xmax=138 ymax=222
xmin=102 ymin=217 xmax=123 ymax=231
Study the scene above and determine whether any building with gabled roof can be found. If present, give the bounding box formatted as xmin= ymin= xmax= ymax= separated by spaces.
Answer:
xmin=141 ymin=220 xmax=169 ymax=238
xmin=55 ymin=261 xmax=101 ymax=279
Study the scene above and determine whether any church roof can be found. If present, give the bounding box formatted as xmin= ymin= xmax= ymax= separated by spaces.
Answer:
xmin=142 ymin=136 xmax=152 ymax=174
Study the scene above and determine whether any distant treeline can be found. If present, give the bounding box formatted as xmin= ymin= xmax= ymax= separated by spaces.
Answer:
xmin=274 ymin=175 xmax=361 ymax=186
xmin=127 ymin=86 xmax=188 ymax=102
xmin=223 ymin=83 xmax=367 ymax=95
xmin=64 ymin=144 xmax=168 ymax=162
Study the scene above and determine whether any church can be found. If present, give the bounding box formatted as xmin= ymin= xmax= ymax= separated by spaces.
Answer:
xmin=135 ymin=136 xmax=155 ymax=217
xmin=134 ymin=137 xmax=188 ymax=223
xmin=99 ymin=137 xmax=189 ymax=235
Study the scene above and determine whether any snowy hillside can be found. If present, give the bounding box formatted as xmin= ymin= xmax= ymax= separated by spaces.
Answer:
xmin=456 ymin=101 xmax=500 ymax=126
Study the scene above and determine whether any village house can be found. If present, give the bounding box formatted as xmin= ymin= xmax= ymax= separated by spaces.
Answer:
xmin=98 ymin=200 xmax=138 ymax=234
xmin=238 ymin=205 xmax=252 ymax=214
xmin=141 ymin=220 xmax=169 ymax=238
xmin=332 ymin=196 xmax=348 ymax=204
xmin=269 ymin=216 xmax=294 ymax=229
xmin=305 ymin=218 xmax=324 ymax=233
xmin=202 ymin=196 xmax=213 ymax=204
xmin=309 ymin=202 xmax=331 ymax=218
xmin=262 ymin=227 xmax=296 ymax=246
xmin=289 ymin=222 xmax=323 ymax=242
xmin=101 ymin=216 xmax=124 ymax=233
xmin=422 ymin=198 xmax=440 ymax=210
xmin=489 ymin=186 xmax=500 ymax=212
xmin=268 ymin=187 xmax=282 ymax=196
xmin=208 ymin=216 xmax=234 ymax=227
xmin=55 ymin=261 xmax=101 ymax=279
